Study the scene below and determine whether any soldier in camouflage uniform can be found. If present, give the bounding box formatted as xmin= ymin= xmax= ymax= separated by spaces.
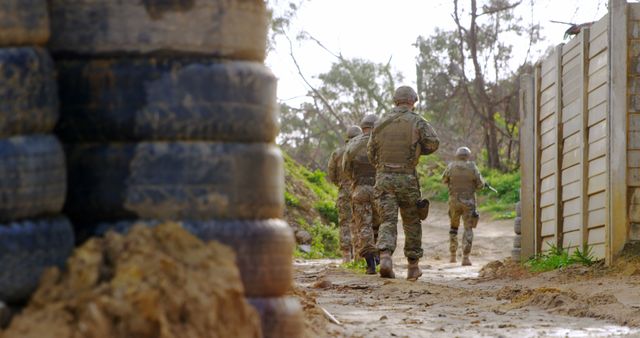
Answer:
xmin=442 ymin=147 xmax=485 ymax=266
xmin=342 ymin=114 xmax=380 ymax=274
xmin=327 ymin=125 xmax=362 ymax=263
xmin=367 ymin=86 xmax=439 ymax=280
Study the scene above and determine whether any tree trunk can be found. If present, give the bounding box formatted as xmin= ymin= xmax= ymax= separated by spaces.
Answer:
xmin=484 ymin=117 xmax=502 ymax=170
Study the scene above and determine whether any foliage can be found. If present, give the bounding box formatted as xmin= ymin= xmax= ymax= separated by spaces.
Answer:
xmin=525 ymin=244 xmax=596 ymax=273
xmin=294 ymin=220 xmax=340 ymax=259
xmin=341 ymin=259 xmax=372 ymax=274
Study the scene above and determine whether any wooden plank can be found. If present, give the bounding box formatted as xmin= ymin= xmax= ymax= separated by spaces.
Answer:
xmin=540 ymin=114 xmax=556 ymax=133
xmin=563 ymin=197 xmax=582 ymax=217
xmin=588 ymin=243 xmax=606 ymax=259
xmin=562 ymin=99 xmax=581 ymax=122
xmin=628 ymin=150 xmax=640 ymax=167
xmin=561 ymin=164 xmax=580 ymax=184
xmin=534 ymin=63 xmax=542 ymax=255
xmin=588 ymin=66 xmax=608 ymax=90
xmin=540 ymin=99 xmax=556 ymax=120
xmin=540 ymin=160 xmax=556 ymax=178
xmin=554 ymin=45 xmax=564 ymax=250
xmin=562 ymin=148 xmax=580 ymax=169
xmin=563 ymin=115 xmax=581 ymax=137
xmin=588 ymin=156 xmax=607 ymax=177
xmin=589 ymin=31 xmax=608 ymax=56
xmin=562 ymin=180 xmax=581 ymax=200
xmin=540 ymin=72 xmax=556 ymax=91
xmin=541 ymin=55 xmax=557 ymax=77
xmin=540 ymin=205 xmax=556 ymax=222
xmin=629 ymin=114 xmax=640 ymax=131
xmin=562 ymin=85 xmax=581 ymax=107
xmin=627 ymin=168 xmax=640 ymax=186
xmin=541 ymin=222 xmax=556 ymax=237
xmin=588 ymin=192 xmax=606 ymax=211
xmin=588 ymin=48 xmax=608 ymax=75
xmin=588 ymin=120 xmax=607 ymax=142
xmin=540 ymin=175 xmax=556 ymax=193
xmin=540 ymin=190 xmax=556 ymax=207
xmin=541 ymin=236 xmax=556 ymax=251
xmin=540 ymin=85 xmax=556 ymax=108
xmin=609 ymin=0 xmax=628 ymax=263
xmin=588 ymin=226 xmax=606 ymax=244
xmin=541 ymin=132 xmax=556 ymax=150
xmin=628 ymin=131 xmax=640 ymax=149
xmin=588 ymin=208 xmax=606 ymax=228
xmin=588 ymin=101 xmax=607 ymax=126
xmin=588 ymin=138 xmax=607 ymax=160
xmin=588 ymin=83 xmax=608 ymax=109
xmin=588 ymin=173 xmax=607 ymax=194
xmin=520 ymin=74 xmax=536 ymax=259
xmin=563 ymin=132 xmax=582 ymax=153
xmin=563 ymin=230 xmax=582 ymax=248
xmin=562 ymin=35 xmax=581 ymax=57
xmin=590 ymin=13 xmax=608 ymax=38
xmin=580 ymin=28 xmax=590 ymax=259
xmin=562 ymin=61 xmax=581 ymax=81
xmin=541 ymin=146 xmax=555 ymax=164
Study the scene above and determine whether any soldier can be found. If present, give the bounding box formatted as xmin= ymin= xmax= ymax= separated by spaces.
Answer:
xmin=368 ymin=86 xmax=439 ymax=280
xmin=442 ymin=146 xmax=485 ymax=266
xmin=342 ymin=114 xmax=380 ymax=274
xmin=327 ymin=125 xmax=362 ymax=263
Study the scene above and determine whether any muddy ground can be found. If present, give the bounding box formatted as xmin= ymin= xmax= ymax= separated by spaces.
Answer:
xmin=294 ymin=202 xmax=640 ymax=337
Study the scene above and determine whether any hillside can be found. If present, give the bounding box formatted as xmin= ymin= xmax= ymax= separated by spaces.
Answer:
xmin=283 ymin=153 xmax=340 ymax=258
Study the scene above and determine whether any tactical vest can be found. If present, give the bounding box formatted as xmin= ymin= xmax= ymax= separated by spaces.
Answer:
xmin=375 ymin=114 xmax=415 ymax=173
xmin=449 ymin=162 xmax=477 ymax=196
xmin=351 ymin=135 xmax=376 ymax=185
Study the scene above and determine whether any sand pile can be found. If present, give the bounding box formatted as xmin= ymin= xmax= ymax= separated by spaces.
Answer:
xmin=1 ymin=222 xmax=261 ymax=338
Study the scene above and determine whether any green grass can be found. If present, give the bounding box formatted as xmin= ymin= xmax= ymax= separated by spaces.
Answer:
xmin=525 ymin=244 xmax=597 ymax=272
xmin=341 ymin=258 xmax=380 ymax=274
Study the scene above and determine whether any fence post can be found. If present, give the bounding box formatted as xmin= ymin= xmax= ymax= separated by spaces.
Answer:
xmin=520 ymin=74 xmax=535 ymax=259
xmin=554 ymin=45 xmax=564 ymax=250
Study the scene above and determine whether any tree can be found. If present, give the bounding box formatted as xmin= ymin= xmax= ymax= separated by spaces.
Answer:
xmin=415 ymin=0 xmax=539 ymax=170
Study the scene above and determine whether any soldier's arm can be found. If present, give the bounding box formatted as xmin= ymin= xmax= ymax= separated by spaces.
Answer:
xmin=473 ymin=163 xmax=486 ymax=190
xmin=417 ymin=119 xmax=440 ymax=155
xmin=342 ymin=148 xmax=355 ymax=182
xmin=367 ymin=135 xmax=378 ymax=166
xmin=442 ymin=165 xmax=450 ymax=184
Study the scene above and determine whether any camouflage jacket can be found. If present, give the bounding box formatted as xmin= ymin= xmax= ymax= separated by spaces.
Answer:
xmin=442 ymin=160 xmax=485 ymax=197
xmin=367 ymin=106 xmax=439 ymax=172
xmin=327 ymin=146 xmax=350 ymax=188
xmin=342 ymin=132 xmax=376 ymax=185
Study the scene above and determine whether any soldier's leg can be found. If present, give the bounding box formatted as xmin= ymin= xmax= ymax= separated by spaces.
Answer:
xmin=398 ymin=176 xmax=423 ymax=281
xmin=337 ymin=188 xmax=353 ymax=262
xmin=352 ymin=186 xmax=376 ymax=258
xmin=461 ymin=206 xmax=477 ymax=266
xmin=376 ymin=191 xmax=399 ymax=254
xmin=448 ymin=201 xmax=462 ymax=262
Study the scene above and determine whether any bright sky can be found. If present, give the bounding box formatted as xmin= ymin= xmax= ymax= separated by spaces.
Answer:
xmin=266 ymin=0 xmax=610 ymax=104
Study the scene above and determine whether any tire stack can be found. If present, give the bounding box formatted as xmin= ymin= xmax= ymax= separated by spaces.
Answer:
xmin=513 ymin=201 xmax=522 ymax=262
xmin=49 ymin=1 xmax=303 ymax=336
xmin=0 ymin=0 xmax=74 ymax=308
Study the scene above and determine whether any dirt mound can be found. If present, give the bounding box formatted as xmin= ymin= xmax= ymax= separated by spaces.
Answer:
xmin=1 ymin=222 xmax=261 ymax=338
xmin=478 ymin=259 xmax=530 ymax=279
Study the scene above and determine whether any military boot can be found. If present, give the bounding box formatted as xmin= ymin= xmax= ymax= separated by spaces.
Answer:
xmin=407 ymin=258 xmax=422 ymax=281
xmin=342 ymin=249 xmax=353 ymax=264
xmin=379 ymin=250 xmax=395 ymax=278
xmin=449 ymin=252 xmax=457 ymax=263
xmin=364 ymin=254 xmax=377 ymax=275
xmin=462 ymin=255 xmax=472 ymax=266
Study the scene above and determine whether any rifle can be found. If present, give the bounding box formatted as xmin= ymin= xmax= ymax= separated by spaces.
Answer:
xmin=484 ymin=182 xmax=498 ymax=194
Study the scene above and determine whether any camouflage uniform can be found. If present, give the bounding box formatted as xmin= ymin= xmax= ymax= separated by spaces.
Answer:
xmin=343 ymin=132 xmax=379 ymax=258
xmin=442 ymin=160 xmax=485 ymax=261
xmin=368 ymin=106 xmax=439 ymax=260
xmin=327 ymin=146 xmax=354 ymax=258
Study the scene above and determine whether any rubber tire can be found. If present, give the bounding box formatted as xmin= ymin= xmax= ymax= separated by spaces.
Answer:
xmin=514 ymin=217 xmax=522 ymax=235
xmin=0 ymin=135 xmax=66 ymax=222
xmin=247 ymin=297 xmax=304 ymax=338
xmin=0 ymin=48 xmax=58 ymax=137
xmin=515 ymin=201 xmax=521 ymax=217
xmin=513 ymin=234 xmax=522 ymax=249
xmin=92 ymin=219 xmax=295 ymax=297
xmin=0 ymin=217 xmax=74 ymax=304
xmin=49 ymin=0 xmax=267 ymax=60
xmin=511 ymin=248 xmax=521 ymax=262
xmin=65 ymin=142 xmax=284 ymax=224
xmin=56 ymin=59 xmax=277 ymax=142
xmin=0 ymin=0 xmax=49 ymax=46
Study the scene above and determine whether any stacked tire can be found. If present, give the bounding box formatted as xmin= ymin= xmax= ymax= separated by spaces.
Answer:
xmin=0 ymin=0 xmax=74 ymax=306
xmin=49 ymin=1 xmax=303 ymax=336
xmin=512 ymin=201 xmax=522 ymax=262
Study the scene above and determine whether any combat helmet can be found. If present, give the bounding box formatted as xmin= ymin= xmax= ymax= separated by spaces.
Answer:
xmin=455 ymin=146 xmax=471 ymax=160
xmin=360 ymin=114 xmax=378 ymax=129
xmin=346 ymin=125 xmax=362 ymax=139
xmin=393 ymin=86 xmax=418 ymax=105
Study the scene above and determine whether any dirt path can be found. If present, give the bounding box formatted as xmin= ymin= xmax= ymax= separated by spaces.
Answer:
xmin=294 ymin=202 xmax=640 ymax=337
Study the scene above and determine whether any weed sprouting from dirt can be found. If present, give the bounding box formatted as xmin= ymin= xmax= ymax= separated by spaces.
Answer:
xmin=294 ymin=220 xmax=340 ymax=259
xmin=526 ymin=244 xmax=597 ymax=272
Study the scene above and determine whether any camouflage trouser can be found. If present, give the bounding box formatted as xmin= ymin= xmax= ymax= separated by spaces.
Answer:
xmin=448 ymin=197 xmax=478 ymax=256
xmin=351 ymin=184 xmax=379 ymax=257
xmin=337 ymin=186 xmax=353 ymax=252
xmin=374 ymin=173 xmax=423 ymax=260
